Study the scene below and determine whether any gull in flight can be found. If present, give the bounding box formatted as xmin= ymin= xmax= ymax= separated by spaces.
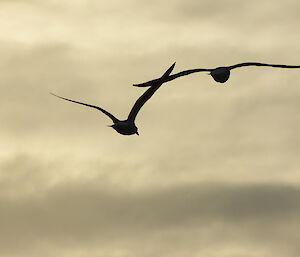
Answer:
xmin=51 ymin=62 xmax=175 ymax=136
xmin=133 ymin=62 xmax=300 ymax=86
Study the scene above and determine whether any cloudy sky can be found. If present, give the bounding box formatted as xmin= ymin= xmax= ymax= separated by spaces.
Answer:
xmin=0 ymin=0 xmax=300 ymax=256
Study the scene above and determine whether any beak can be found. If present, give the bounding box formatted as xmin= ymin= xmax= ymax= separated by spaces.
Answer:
xmin=136 ymin=132 xmax=139 ymax=136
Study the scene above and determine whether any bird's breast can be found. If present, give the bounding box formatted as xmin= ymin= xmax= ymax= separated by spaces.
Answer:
xmin=112 ymin=121 xmax=137 ymax=135
xmin=210 ymin=67 xmax=230 ymax=83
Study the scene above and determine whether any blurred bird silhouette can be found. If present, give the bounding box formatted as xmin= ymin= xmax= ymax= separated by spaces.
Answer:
xmin=51 ymin=62 xmax=175 ymax=136
xmin=133 ymin=62 xmax=300 ymax=86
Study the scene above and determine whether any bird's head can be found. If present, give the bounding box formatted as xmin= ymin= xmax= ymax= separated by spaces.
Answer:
xmin=132 ymin=124 xmax=139 ymax=136
xmin=210 ymin=67 xmax=230 ymax=83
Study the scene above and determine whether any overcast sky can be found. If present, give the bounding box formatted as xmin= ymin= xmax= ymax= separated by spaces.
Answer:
xmin=0 ymin=0 xmax=300 ymax=257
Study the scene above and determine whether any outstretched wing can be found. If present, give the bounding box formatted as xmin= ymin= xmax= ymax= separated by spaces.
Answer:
xmin=50 ymin=93 xmax=119 ymax=123
xmin=228 ymin=62 xmax=300 ymax=70
xmin=127 ymin=62 xmax=176 ymax=122
xmin=133 ymin=68 xmax=211 ymax=87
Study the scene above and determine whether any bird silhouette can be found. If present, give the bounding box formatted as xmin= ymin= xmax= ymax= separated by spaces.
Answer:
xmin=133 ymin=62 xmax=300 ymax=86
xmin=51 ymin=62 xmax=175 ymax=136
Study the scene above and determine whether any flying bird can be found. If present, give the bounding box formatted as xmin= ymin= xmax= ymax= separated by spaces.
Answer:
xmin=51 ymin=62 xmax=175 ymax=136
xmin=133 ymin=62 xmax=300 ymax=86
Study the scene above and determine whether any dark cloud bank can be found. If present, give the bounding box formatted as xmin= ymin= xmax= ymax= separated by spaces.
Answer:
xmin=0 ymin=182 xmax=300 ymax=256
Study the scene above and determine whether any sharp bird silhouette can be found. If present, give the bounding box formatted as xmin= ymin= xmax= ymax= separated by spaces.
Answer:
xmin=133 ymin=62 xmax=300 ymax=86
xmin=51 ymin=62 xmax=176 ymax=136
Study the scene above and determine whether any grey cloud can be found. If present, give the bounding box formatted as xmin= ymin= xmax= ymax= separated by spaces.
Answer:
xmin=0 ymin=182 xmax=300 ymax=256
xmin=1 ymin=1 xmax=300 ymax=256
xmin=0 ymin=42 xmax=127 ymax=136
xmin=154 ymin=0 xmax=300 ymax=29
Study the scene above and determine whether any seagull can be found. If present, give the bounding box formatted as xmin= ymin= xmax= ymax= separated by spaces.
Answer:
xmin=133 ymin=62 xmax=300 ymax=86
xmin=51 ymin=62 xmax=175 ymax=136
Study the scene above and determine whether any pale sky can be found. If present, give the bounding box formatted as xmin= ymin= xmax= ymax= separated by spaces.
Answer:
xmin=0 ymin=0 xmax=300 ymax=256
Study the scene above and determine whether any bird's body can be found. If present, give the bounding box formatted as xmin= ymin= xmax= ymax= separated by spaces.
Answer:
xmin=51 ymin=62 xmax=175 ymax=136
xmin=133 ymin=62 xmax=300 ymax=86
xmin=110 ymin=121 xmax=138 ymax=135
xmin=210 ymin=67 xmax=231 ymax=83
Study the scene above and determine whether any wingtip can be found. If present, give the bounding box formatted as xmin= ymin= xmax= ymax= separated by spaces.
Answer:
xmin=163 ymin=62 xmax=176 ymax=77
xmin=132 ymin=80 xmax=158 ymax=87
xmin=50 ymin=92 xmax=64 ymax=100
xmin=50 ymin=92 xmax=59 ymax=98
xmin=170 ymin=62 xmax=176 ymax=70
xmin=132 ymin=83 xmax=144 ymax=87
